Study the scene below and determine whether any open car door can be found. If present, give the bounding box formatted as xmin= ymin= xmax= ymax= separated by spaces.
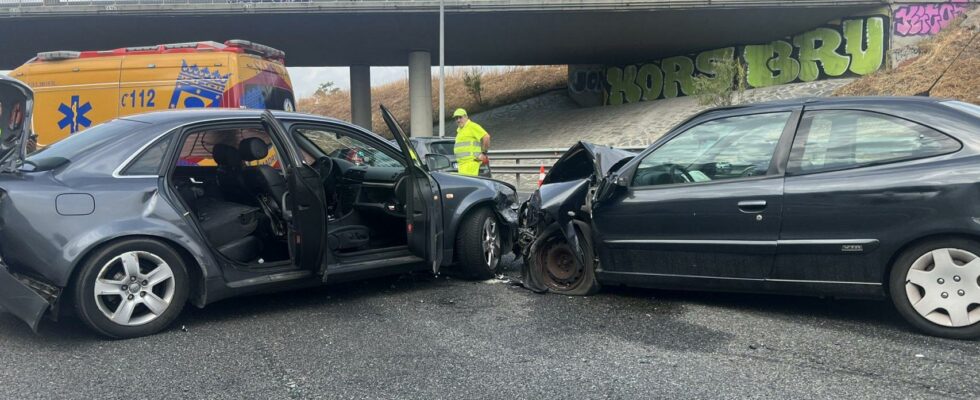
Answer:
xmin=380 ymin=105 xmax=444 ymax=273
xmin=0 ymin=76 xmax=34 ymax=173
xmin=260 ymin=110 xmax=327 ymax=274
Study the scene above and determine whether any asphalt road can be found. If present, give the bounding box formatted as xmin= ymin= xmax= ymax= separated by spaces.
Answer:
xmin=1 ymin=256 xmax=978 ymax=400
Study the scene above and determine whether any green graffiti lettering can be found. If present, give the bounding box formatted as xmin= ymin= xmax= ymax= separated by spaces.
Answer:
xmin=844 ymin=17 xmax=885 ymax=75
xmin=606 ymin=65 xmax=642 ymax=105
xmin=794 ymin=27 xmax=850 ymax=81
xmin=661 ymin=56 xmax=695 ymax=98
xmin=743 ymin=40 xmax=800 ymax=88
xmin=695 ymin=47 xmax=736 ymax=80
xmin=636 ymin=63 xmax=664 ymax=101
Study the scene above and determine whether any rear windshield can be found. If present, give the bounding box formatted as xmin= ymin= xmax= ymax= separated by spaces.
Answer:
xmin=27 ymin=119 xmax=148 ymax=162
xmin=428 ymin=141 xmax=455 ymax=155
xmin=943 ymin=101 xmax=980 ymax=119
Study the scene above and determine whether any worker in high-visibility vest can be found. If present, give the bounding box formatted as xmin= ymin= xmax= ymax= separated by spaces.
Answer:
xmin=452 ymin=108 xmax=491 ymax=177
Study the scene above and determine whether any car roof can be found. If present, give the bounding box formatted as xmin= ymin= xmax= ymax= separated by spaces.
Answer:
xmin=120 ymin=108 xmax=349 ymax=126
xmin=710 ymin=96 xmax=945 ymax=112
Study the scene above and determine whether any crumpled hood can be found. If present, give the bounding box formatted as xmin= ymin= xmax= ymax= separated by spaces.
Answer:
xmin=543 ymin=141 xmax=635 ymax=185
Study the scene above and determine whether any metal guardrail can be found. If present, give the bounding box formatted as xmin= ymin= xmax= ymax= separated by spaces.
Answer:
xmin=487 ymin=146 xmax=645 ymax=184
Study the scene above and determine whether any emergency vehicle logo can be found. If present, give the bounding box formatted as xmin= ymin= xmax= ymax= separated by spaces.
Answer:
xmin=169 ymin=60 xmax=231 ymax=109
xmin=57 ymin=95 xmax=92 ymax=134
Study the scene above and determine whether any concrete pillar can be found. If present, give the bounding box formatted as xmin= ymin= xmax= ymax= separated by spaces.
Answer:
xmin=350 ymin=66 xmax=372 ymax=130
xmin=408 ymin=51 xmax=433 ymax=137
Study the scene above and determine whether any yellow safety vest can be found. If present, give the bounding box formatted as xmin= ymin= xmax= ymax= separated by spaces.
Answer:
xmin=454 ymin=120 xmax=487 ymax=162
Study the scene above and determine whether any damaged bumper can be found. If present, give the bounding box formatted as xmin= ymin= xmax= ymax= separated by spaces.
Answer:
xmin=0 ymin=263 xmax=59 ymax=332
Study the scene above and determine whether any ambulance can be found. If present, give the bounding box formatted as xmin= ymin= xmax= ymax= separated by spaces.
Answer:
xmin=9 ymin=40 xmax=295 ymax=146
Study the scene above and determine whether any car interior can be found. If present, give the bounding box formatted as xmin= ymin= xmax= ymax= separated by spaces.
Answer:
xmin=168 ymin=125 xmax=413 ymax=267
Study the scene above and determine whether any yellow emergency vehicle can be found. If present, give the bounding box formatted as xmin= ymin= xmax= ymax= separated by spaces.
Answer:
xmin=9 ymin=40 xmax=295 ymax=146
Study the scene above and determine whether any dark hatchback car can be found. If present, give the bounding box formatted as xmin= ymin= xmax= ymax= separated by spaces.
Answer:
xmin=520 ymin=97 xmax=980 ymax=339
xmin=0 ymin=76 xmax=517 ymax=338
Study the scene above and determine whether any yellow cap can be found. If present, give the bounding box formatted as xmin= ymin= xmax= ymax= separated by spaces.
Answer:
xmin=453 ymin=108 xmax=468 ymax=118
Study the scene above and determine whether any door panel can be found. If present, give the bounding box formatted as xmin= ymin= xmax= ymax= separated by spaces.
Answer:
xmin=594 ymin=110 xmax=798 ymax=284
xmin=595 ymin=177 xmax=782 ymax=279
xmin=380 ymin=105 xmax=444 ymax=272
xmin=261 ymin=112 xmax=327 ymax=272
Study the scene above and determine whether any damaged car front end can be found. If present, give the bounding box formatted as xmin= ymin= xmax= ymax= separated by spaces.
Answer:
xmin=518 ymin=142 xmax=635 ymax=294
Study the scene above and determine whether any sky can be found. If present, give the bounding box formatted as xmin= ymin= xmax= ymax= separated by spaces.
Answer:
xmin=287 ymin=66 xmax=507 ymax=99
xmin=287 ymin=66 xmax=409 ymax=98
xmin=3 ymin=65 xmax=504 ymax=99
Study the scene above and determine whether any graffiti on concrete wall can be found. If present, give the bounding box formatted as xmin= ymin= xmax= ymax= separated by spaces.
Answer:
xmin=894 ymin=0 xmax=971 ymax=37
xmin=587 ymin=15 xmax=889 ymax=106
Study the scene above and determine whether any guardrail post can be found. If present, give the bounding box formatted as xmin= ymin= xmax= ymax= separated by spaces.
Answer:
xmin=515 ymin=158 xmax=520 ymax=185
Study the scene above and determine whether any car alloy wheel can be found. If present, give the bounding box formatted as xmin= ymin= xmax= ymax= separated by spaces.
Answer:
xmin=904 ymin=248 xmax=980 ymax=328
xmin=93 ymin=251 xmax=176 ymax=327
xmin=482 ymin=217 xmax=501 ymax=271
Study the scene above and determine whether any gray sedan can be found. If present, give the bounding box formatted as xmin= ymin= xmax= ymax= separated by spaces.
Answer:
xmin=0 ymin=76 xmax=517 ymax=338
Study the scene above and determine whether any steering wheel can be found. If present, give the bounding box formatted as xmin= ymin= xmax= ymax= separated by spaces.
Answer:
xmin=315 ymin=156 xmax=337 ymax=191
xmin=666 ymin=164 xmax=695 ymax=183
xmin=738 ymin=165 xmax=759 ymax=178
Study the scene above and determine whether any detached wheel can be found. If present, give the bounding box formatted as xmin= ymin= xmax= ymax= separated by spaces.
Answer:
xmin=532 ymin=233 xmax=599 ymax=296
xmin=890 ymin=238 xmax=980 ymax=339
xmin=455 ymin=207 xmax=502 ymax=279
xmin=74 ymin=239 xmax=189 ymax=339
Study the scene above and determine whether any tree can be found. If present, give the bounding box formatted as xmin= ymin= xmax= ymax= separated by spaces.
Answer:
xmin=462 ymin=69 xmax=484 ymax=105
xmin=692 ymin=59 xmax=746 ymax=108
xmin=314 ymin=81 xmax=340 ymax=97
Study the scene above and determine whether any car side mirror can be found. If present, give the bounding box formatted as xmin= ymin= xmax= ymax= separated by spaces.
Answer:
xmin=425 ymin=154 xmax=453 ymax=172
xmin=593 ymin=173 xmax=627 ymax=206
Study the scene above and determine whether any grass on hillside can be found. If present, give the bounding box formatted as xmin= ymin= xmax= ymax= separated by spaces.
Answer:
xmin=298 ymin=66 xmax=567 ymax=137
xmin=835 ymin=14 xmax=980 ymax=104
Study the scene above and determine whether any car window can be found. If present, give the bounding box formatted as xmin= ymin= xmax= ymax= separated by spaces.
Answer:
xmin=787 ymin=110 xmax=960 ymax=175
xmin=27 ymin=119 xmax=148 ymax=162
xmin=428 ymin=141 xmax=455 ymax=155
xmin=296 ymin=127 xmax=402 ymax=168
xmin=632 ymin=112 xmax=790 ymax=187
xmin=177 ymin=128 xmax=283 ymax=169
xmin=122 ymin=135 xmax=173 ymax=176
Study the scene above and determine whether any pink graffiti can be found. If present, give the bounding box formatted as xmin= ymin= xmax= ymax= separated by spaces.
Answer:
xmin=895 ymin=0 xmax=972 ymax=37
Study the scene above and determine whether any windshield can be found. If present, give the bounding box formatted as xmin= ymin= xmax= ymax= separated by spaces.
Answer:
xmin=26 ymin=119 xmax=149 ymax=163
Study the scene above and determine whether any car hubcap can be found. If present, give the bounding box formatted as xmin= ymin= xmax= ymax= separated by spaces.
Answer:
xmin=482 ymin=217 xmax=501 ymax=270
xmin=905 ymin=248 xmax=980 ymax=328
xmin=94 ymin=251 xmax=175 ymax=327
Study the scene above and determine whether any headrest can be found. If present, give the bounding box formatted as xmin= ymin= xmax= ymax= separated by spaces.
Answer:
xmin=239 ymin=137 xmax=269 ymax=161
xmin=212 ymin=143 xmax=242 ymax=167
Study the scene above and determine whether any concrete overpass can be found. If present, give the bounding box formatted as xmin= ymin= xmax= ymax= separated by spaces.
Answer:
xmin=0 ymin=0 xmax=888 ymax=134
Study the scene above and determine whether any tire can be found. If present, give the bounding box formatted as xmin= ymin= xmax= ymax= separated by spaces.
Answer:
xmin=889 ymin=238 xmax=980 ymax=340
xmin=530 ymin=229 xmax=599 ymax=296
xmin=455 ymin=207 xmax=503 ymax=279
xmin=73 ymin=238 xmax=189 ymax=339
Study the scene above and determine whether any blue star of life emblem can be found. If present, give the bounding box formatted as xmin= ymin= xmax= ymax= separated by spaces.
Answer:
xmin=58 ymin=95 xmax=93 ymax=134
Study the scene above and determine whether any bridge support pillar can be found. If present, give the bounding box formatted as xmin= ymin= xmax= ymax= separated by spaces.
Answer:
xmin=350 ymin=65 xmax=372 ymax=130
xmin=408 ymin=51 xmax=433 ymax=137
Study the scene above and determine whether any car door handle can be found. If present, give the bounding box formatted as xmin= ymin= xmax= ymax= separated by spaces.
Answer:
xmin=737 ymin=200 xmax=767 ymax=213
